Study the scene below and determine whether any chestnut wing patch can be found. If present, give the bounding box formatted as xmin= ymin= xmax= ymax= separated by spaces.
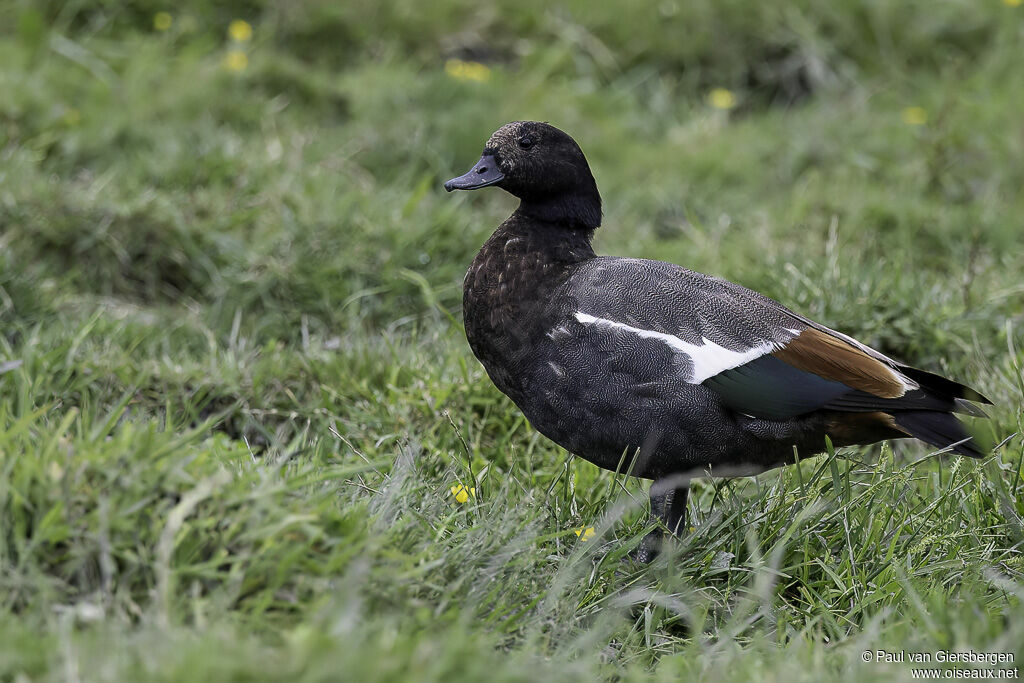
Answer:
xmin=703 ymin=328 xmax=917 ymax=420
xmin=771 ymin=328 xmax=910 ymax=399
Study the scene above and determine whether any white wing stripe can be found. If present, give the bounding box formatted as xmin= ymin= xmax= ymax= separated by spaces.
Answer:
xmin=574 ymin=312 xmax=783 ymax=384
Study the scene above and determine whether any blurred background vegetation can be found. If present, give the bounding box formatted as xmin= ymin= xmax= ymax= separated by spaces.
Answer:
xmin=1 ymin=1 xmax=1023 ymax=681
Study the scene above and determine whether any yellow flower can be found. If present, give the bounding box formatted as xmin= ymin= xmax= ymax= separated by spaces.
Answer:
xmin=445 ymin=59 xmax=491 ymax=83
xmin=153 ymin=12 xmax=172 ymax=31
xmin=449 ymin=484 xmax=476 ymax=504
xmin=707 ymin=87 xmax=736 ymax=110
xmin=223 ymin=49 xmax=248 ymax=72
xmin=901 ymin=106 xmax=928 ymax=125
xmin=1004 ymin=0 xmax=1021 ymax=7
xmin=229 ymin=20 xmax=253 ymax=43
xmin=574 ymin=526 xmax=596 ymax=541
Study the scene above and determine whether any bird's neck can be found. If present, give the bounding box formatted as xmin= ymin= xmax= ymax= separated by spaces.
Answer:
xmin=497 ymin=212 xmax=597 ymax=265
xmin=516 ymin=186 xmax=602 ymax=231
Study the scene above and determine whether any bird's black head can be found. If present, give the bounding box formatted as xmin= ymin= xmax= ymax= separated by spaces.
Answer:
xmin=444 ymin=121 xmax=602 ymax=230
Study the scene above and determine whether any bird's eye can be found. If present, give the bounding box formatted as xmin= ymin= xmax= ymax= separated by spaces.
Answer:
xmin=518 ymin=136 xmax=534 ymax=149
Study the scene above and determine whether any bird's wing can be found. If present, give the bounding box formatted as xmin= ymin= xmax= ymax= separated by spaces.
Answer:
xmin=556 ymin=257 xmax=989 ymax=423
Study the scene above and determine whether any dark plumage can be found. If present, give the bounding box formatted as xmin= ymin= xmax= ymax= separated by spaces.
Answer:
xmin=445 ymin=121 xmax=991 ymax=561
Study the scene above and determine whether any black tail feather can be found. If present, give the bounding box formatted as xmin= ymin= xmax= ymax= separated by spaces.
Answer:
xmin=898 ymin=366 xmax=992 ymax=405
xmin=826 ymin=388 xmax=956 ymax=414
xmin=891 ymin=410 xmax=986 ymax=458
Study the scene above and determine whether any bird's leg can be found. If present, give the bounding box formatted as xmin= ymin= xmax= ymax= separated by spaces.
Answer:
xmin=633 ymin=479 xmax=689 ymax=563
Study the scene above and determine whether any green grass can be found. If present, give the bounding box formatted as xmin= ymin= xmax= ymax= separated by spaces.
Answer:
xmin=2 ymin=1 xmax=1024 ymax=680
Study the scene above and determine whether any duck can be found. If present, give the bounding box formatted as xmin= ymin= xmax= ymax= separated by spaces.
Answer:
xmin=444 ymin=121 xmax=990 ymax=561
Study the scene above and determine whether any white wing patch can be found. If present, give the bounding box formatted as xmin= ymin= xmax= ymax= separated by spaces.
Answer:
xmin=573 ymin=312 xmax=785 ymax=384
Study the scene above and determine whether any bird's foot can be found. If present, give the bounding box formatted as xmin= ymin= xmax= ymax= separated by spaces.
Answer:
xmin=630 ymin=528 xmax=666 ymax=564
xmin=629 ymin=479 xmax=690 ymax=564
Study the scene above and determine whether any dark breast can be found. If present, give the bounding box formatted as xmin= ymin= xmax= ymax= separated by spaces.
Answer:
xmin=462 ymin=217 xmax=594 ymax=405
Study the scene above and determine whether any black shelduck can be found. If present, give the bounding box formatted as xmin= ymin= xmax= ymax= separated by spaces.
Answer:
xmin=445 ymin=121 xmax=990 ymax=561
